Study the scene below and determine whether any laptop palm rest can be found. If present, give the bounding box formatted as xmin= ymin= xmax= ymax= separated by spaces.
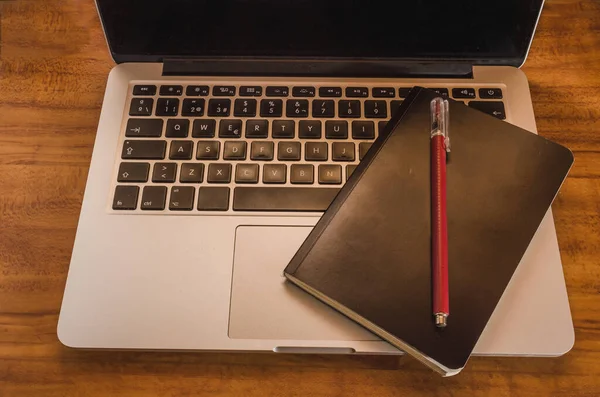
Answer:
xmin=228 ymin=225 xmax=379 ymax=342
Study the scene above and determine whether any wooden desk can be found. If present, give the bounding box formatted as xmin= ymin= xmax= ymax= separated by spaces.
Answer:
xmin=1 ymin=1 xmax=599 ymax=395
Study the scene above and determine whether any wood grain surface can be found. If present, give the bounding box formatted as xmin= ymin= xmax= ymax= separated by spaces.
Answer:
xmin=1 ymin=0 xmax=599 ymax=395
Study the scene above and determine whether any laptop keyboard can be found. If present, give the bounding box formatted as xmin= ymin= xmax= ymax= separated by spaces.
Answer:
xmin=113 ymin=83 xmax=506 ymax=213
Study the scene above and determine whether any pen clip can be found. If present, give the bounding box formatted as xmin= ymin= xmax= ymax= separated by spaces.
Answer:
xmin=430 ymin=97 xmax=450 ymax=153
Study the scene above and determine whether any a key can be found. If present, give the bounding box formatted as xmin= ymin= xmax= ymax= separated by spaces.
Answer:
xmin=165 ymin=119 xmax=190 ymax=138
xmin=223 ymin=141 xmax=247 ymax=160
xmin=352 ymin=121 xmax=375 ymax=139
xmin=181 ymin=99 xmax=205 ymax=117
xmin=469 ymin=101 xmax=506 ymax=119
xmin=272 ymin=120 xmax=295 ymax=138
xmin=213 ymin=86 xmax=236 ymax=96
xmin=263 ymin=164 xmax=287 ymax=184
xmin=278 ymin=142 xmax=301 ymax=161
xmin=332 ymin=142 xmax=355 ymax=161
xmin=325 ymin=121 xmax=348 ymax=139
xmin=319 ymin=87 xmax=342 ymax=97
xmin=160 ymin=85 xmax=183 ymax=96
xmin=398 ymin=88 xmax=412 ymax=98
xmin=479 ymin=88 xmax=503 ymax=99
xmin=133 ymin=85 xmax=156 ymax=96
xmin=339 ymin=100 xmax=361 ymax=118
xmin=312 ymin=100 xmax=335 ymax=118
xmin=390 ymin=100 xmax=403 ymax=114
xmin=345 ymin=87 xmax=368 ymax=98
xmin=169 ymin=140 xmax=193 ymax=160
xmin=260 ymin=99 xmax=283 ymax=117
xmin=364 ymin=100 xmax=387 ymax=118
xmin=359 ymin=142 xmax=373 ymax=160
xmin=266 ymin=86 xmax=289 ymax=97
xmin=235 ymin=164 xmax=259 ymax=183
xmin=286 ymin=100 xmax=309 ymax=118
xmin=152 ymin=162 xmax=177 ymax=183
xmin=121 ymin=140 xmax=166 ymax=159
xmin=431 ymin=88 xmax=449 ymax=98
xmin=169 ymin=186 xmax=195 ymax=210
xmin=372 ymin=87 xmax=395 ymax=98
xmin=233 ymin=187 xmax=340 ymax=211
xmin=299 ymin=120 xmax=322 ymax=138
xmin=129 ymin=98 xmax=153 ymax=116
xmin=196 ymin=141 xmax=220 ymax=160
xmin=452 ymin=88 xmax=476 ymax=99
xmin=207 ymin=163 xmax=232 ymax=183
xmin=207 ymin=99 xmax=231 ymax=117
xmin=292 ymin=86 xmax=315 ymax=97
xmin=234 ymin=99 xmax=257 ymax=117
xmin=245 ymin=120 xmax=269 ymax=138
xmin=192 ymin=119 xmax=216 ymax=138
xmin=219 ymin=119 xmax=243 ymax=138
xmin=125 ymin=119 xmax=163 ymax=137
xmin=197 ymin=187 xmax=230 ymax=211
xmin=250 ymin=141 xmax=274 ymax=161
xmin=318 ymin=165 xmax=342 ymax=185
xmin=180 ymin=163 xmax=204 ymax=183
xmin=140 ymin=186 xmax=167 ymax=210
xmin=112 ymin=186 xmax=139 ymax=210
xmin=186 ymin=85 xmax=209 ymax=96
xmin=239 ymin=86 xmax=263 ymax=96
xmin=155 ymin=98 xmax=179 ymax=116
xmin=117 ymin=162 xmax=150 ymax=182
xmin=290 ymin=164 xmax=314 ymax=184
xmin=305 ymin=142 xmax=328 ymax=161
xmin=346 ymin=165 xmax=357 ymax=180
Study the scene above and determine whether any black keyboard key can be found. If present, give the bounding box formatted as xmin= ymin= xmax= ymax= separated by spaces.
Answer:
xmin=207 ymin=163 xmax=232 ymax=183
xmin=372 ymin=87 xmax=395 ymax=98
xmin=364 ymin=100 xmax=387 ymax=118
xmin=398 ymin=87 xmax=412 ymax=98
xmin=141 ymin=186 xmax=167 ymax=210
xmin=234 ymin=99 xmax=257 ymax=117
xmin=299 ymin=120 xmax=322 ymax=138
xmin=278 ymin=142 xmax=301 ymax=161
xmin=186 ymin=85 xmax=209 ymax=96
xmin=265 ymin=86 xmax=289 ymax=97
xmin=129 ymin=98 xmax=154 ymax=116
xmin=431 ymin=88 xmax=449 ymax=98
xmin=196 ymin=141 xmax=220 ymax=160
xmin=338 ymin=100 xmax=361 ymax=118
xmin=156 ymin=98 xmax=179 ymax=116
xmin=452 ymin=88 xmax=476 ymax=99
xmin=332 ymin=142 xmax=355 ymax=161
xmin=352 ymin=121 xmax=375 ymax=139
xmin=319 ymin=87 xmax=342 ymax=97
xmin=263 ymin=164 xmax=287 ymax=184
xmin=213 ymin=86 xmax=236 ymax=96
xmin=198 ymin=187 xmax=230 ymax=211
xmin=235 ymin=164 xmax=259 ymax=184
xmin=219 ymin=119 xmax=243 ymax=138
xmin=260 ymin=99 xmax=283 ymax=117
xmin=181 ymin=99 xmax=205 ymax=117
xmin=250 ymin=141 xmax=274 ymax=161
xmin=125 ymin=119 xmax=163 ymax=137
xmin=169 ymin=140 xmax=193 ymax=160
xmin=118 ymin=162 xmax=150 ymax=182
xmin=133 ymin=85 xmax=156 ymax=96
xmin=378 ymin=121 xmax=388 ymax=133
xmin=305 ymin=142 xmax=328 ymax=161
xmin=192 ymin=119 xmax=216 ymax=137
xmin=286 ymin=100 xmax=309 ymax=118
xmin=325 ymin=121 xmax=348 ymax=139
xmin=160 ymin=85 xmax=183 ymax=96
xmin=469 ymin=101 xmax=506 ymax=119
xmin=312 ymin=100 xmax=335 ymax=118
xmin=180 ymin=163 xmax=204 ymax=183
xmin=346 ymin=165 xmax=357 ymax=180
xmin=290 ymin=164 xmax=314 ymax=184
xmin=319 ymin=165 xmax=342 ymax=185
xmin=169 ymin=186 xmax=195 ymax=210
xmin=233 ymin=187 xmax=340 ymax=211
xmin=152 ymin=162 xmax=177 ymax=183
xmin=223 ymin=141 xmax=247 ymax=160
xmin=345 ymin=87 xmax=368 ymax=98
xmin=479 ymin=88 xmax=503 ymax=99
xmin=122 ymin=140 xmax=166 ymax=159
xmin=359 ymin=142 xmax=373 ymax=160
xmin=292 ymin=86 xmax=316 ymax=97
xmin=240 ymin=86 xmax=263 ymax=96
xmin=272 ymin=120 xmax=295 ymax=138
xmin=112 ymin=186 xmax=139 ymax=210
xmin=390 ymin=100 xmax=403 ymax=114
xmin=165 ymin=119 xmax=190 ymax=138
xmin=207 ymin=99 xmax=231 ymax=117
xmin=245 ymin=120 xmax=269 ymax=138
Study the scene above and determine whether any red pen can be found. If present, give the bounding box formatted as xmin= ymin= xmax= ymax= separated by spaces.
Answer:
xmin=430 ymin=97 xmax=450 ymax=328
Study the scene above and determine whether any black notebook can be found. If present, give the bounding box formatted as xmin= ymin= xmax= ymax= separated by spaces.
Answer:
xmin=283 ymin=87 xmax=573 ymax=376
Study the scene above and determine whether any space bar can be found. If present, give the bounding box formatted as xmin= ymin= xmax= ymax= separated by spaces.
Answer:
xmin=233 ymin=187 xmax=341 ymax=211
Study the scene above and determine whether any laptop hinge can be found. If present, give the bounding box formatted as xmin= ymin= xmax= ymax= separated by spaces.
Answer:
xmin=162 ymin=58 xmax=473 ymax=79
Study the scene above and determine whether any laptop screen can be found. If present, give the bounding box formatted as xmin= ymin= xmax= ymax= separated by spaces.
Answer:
xmin=97 ymin=0 xmax=543 ymax=66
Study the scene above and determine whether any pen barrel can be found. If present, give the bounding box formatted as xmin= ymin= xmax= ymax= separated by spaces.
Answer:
xmin=431 ymin=135 xmax=449 ymax=315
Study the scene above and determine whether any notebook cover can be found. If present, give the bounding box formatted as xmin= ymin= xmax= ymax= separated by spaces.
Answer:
xmin=284 ymin=87 xmax=574 ymax=375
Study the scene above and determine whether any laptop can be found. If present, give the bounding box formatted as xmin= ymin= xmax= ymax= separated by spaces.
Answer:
xmin=58 ymin=0 xmax=574 ymax=357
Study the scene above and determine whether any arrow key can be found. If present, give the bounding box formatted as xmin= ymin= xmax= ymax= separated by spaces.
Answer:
xmin=169 ymin=186 xmax=195 ymax=211
xmin=468 ymin=101 xmax=506 ymax=120
xmin=152 ymin=162 xmax=177 ymax=183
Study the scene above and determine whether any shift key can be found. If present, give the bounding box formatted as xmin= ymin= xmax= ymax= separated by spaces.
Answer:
xmin=122 ymin=140 xmax=166 ymax=159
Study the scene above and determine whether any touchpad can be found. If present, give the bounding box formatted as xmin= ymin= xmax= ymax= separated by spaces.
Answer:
xmin=228 ymin=226 xmax=379 ymax=341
